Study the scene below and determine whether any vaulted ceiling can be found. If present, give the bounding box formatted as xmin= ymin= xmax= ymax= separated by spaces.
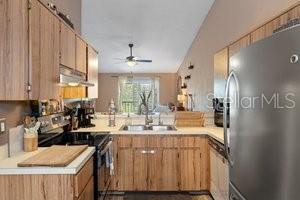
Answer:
xmin=82 ymin=0 xmax=215 ymax=73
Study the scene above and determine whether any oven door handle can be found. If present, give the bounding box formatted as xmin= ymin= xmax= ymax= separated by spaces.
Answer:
xmin=100 ymin=141 xmax=113 ymax=156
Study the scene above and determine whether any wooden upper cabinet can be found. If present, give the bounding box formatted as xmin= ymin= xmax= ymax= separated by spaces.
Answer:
xmin=76 ymin=36 xmax=87 ymax=74
xmin=29 ymin=0 xmax=60 ymax=100
xmin=0 ymin=0 xmax=29 ymax=100
xmin=87 ymin=46 xmax=99 ymax=98
xmin=228 ymin=35 xmax=251 ymax=59
xmin=250 ymin=26 xmax=266 ymax=44
xmin=60 ymin=22 xmax=76 ymax=70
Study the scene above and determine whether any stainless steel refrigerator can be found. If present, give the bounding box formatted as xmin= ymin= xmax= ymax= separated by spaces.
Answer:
xmin=224 ymin=25 xmax=300 ymax=200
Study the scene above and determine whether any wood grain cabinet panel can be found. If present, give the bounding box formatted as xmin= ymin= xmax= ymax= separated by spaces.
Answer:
xmin=87 ymin=46 xmax=99 ymax=98
xmin=133 ymin=149 xmax=148 ymax=191
xmin=116 ymin=148 xmax=134 ymax=191
xmin=228 ymin=35 xmax=250 ymax=59
xmin=180 ymin=149 xmax=202 ymax=191
xmin=113 ymin=136 xmax=209 ymax=192
xmin=74 ymin=157 xmax=94 ymax=197
xmin=148 ymin=149 xmax=179 ymax=191
xmin=78 ymin=177 xmax=94 ymax=200
xmin=60 ymin=22 xmax=76 ymax=70
xmin=29 ymin=0 xmax=60 ymax=100
xmin=0 ymin=0 xmax=29 ymax=100
xmin=76 ymin=36 xmax=87 ymax=74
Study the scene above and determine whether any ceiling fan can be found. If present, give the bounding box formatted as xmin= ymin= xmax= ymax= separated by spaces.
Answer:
xmin=116 ymin=43 xmax=152 ymax=67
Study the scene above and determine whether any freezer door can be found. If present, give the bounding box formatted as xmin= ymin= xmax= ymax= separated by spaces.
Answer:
xmin=228 ymin=25 xmax=300 ymax=200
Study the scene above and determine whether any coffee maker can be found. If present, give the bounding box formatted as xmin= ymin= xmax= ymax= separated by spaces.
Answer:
xmin=77 ymin=108 xmax=96 ymax=128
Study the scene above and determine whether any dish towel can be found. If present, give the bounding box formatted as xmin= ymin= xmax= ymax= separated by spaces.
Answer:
xmin=105 ymin=142 xmax=114 ymax=175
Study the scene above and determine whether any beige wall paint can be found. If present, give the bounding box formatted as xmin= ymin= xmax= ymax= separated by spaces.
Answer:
xmin=96 ymin=73 xmax=178 ymax=112
xmin=178 ymin=0 xmax=299 ymax=111
xmin=40 ymin=0 xmax=81 ymax=33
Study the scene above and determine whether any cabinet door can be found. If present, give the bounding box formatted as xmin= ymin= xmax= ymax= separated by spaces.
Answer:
xmin=116 ymin=148 xmax=134 ymax=191
xmin=0 ymin=0 xmax=29 ymax=100
xmin=76 ymin=36 xmax=87 ymax=74
xmin=60 ymin=22 xmax=76 ymax=69
xmin=228 ymin=35 xmax=250 ymax=59
xmin=87 ymin=46 xmax=99 ymax=98
xmin=133 ymin=149 xmax=148 ymax=191
xmin=250 ymin=26 xmax=266 ymax=44
xmin=30 ymin=1 xmax=60 ymax=100
xmin=180 ymin=149 xmax=202 ymax=191
xmin=148 ymin=149 xmax=179 ymax=191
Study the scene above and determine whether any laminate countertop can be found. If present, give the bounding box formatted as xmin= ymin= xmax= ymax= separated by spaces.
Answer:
xmin=72 ymin=119 xmax=224 ymax=144
xmin=0 ymin=147 xmax=95 ymax=175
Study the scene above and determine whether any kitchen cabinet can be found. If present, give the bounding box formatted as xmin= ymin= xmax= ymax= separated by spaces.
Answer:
xmin=29 ymin=0 xmax=60 ymax=99
xmin=60 ymin=21 xmax=76 ymax=70
xmin=115 ymin=137 xmax=134 ymax=191
xmin=133 ymin=148 xmax=148 ymax=190
xmin=0 ymin=157 xmax=94 ymax=200
xmin=214 ymin=48 xmax=229 ymax=98
xmin=228 ymin=35 xmax=251 ymax=59
xmin=87 ymin=46 xmax=99 ymax=98
xmin=112 ymin=135 xmax=208 ymax=192
xmin=0 ymin=0 xmax=29 ymax=100
xmin=0 ymin=0 xmax=99 ymax=100
xmin=179 ymin=136 xmax=209 ymax=191
xmin=76 ymin=36 xmax=87 ymax=74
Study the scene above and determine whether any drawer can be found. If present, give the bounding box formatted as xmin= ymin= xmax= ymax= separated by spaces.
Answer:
xmin=148 ymin=136 xmax=178 ymax=148
xmin=78 ymin=176 xmax=94 ymax=200
xmin=74 ymin=157 xmax=94 ymax=197
xmin=117 ymin=136 xmax=132 ymax=148
xmin=132 ymin=136 xmax=148 ymax=148
xmin=180 ymin=136 xmax=206 ymax=148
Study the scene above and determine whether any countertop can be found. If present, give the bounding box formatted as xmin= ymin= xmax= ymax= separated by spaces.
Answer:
xmin=72 ymin=119 xmax=224 ymax=144
xmin=0 ymin=147 xmax=95 ymax=175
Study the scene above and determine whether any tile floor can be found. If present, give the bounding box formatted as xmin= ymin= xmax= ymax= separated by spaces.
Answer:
xmin=108 ymin=194 xmax=213 ymax=200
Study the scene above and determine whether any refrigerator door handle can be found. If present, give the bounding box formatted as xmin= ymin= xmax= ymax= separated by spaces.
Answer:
xmin=224 ymin=70 xmax=239 ymax=167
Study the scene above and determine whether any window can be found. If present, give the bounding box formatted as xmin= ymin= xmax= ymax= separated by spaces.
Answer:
xmin=118 ymin=76 xmax=159 ymax=113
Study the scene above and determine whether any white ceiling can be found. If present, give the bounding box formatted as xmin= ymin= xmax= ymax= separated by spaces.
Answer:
xmin=82 ymin=0 xmax=214 ymax=73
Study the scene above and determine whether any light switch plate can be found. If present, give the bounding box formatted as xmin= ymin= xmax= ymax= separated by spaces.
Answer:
xmin=0 ymin=118 xmax=6 ymax=134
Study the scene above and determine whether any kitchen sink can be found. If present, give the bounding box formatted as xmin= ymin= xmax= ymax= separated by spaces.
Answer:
xmin=120 ymin=125 xmax=148 ymax=131
xmin=148 ymin=125 xmax=177 ymax=131
xmin=120 ymin=125 xmax=177 ymax=131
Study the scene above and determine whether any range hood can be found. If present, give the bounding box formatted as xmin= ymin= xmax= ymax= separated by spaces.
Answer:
xmin=59 ymin=67 xmax=94 ymax=87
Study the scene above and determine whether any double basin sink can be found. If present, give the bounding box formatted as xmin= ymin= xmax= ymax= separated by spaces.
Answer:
xmin=120 ymin=125 xmax=177 ymax=131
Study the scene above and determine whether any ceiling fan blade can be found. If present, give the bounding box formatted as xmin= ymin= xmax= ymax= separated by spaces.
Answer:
xmin=113 ymin=61 xmax=127 ymax=64
xmin=136 ymin=59 xmax=152 ymax=63
xmin=114 ymin=58 xmax=127 ymax=61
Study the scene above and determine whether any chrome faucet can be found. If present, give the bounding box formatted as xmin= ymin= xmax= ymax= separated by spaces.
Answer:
xmin=158 ymin=113 xmax=163 ymax=125
xmin=145 ymin=106 xmax=153 ymax=126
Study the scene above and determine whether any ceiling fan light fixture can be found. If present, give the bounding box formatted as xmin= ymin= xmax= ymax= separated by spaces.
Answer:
xmin=127 ymin=60 xmax=137 ymax=67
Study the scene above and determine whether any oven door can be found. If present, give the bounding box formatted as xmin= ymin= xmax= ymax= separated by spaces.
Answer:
xmin=98 ymin=141 xmax=113 ymax=200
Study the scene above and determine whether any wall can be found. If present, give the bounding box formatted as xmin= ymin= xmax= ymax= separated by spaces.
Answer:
xmin=178 ymin=0 xmax=299 ymax=111
xmin=96 ymin=73 xmax=178 ymax=112
xmin=40 ymin=0 xmax=82 ymax=33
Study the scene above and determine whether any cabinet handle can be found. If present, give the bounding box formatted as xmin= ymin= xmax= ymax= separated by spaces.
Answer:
xmin=149 ymin=150 xmax=155 ymax=154
xmin=141 ymin=150 xmax=155 ymax=154
xmin=141 ymin=150 xmax=147 ymax=154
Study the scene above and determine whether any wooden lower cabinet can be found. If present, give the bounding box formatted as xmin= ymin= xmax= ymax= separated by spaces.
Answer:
xmin=148 ymin=148 xmax=179 ymax=191
xmin=116 ymin=148 xmax=134 ymax=190
xmin=133 ymin=149 xmax=148 ymax=191
xmin=112 ymin=135 xmax=209 ymax=192
xmin=0 ymin=158 xmax=94 ymax=200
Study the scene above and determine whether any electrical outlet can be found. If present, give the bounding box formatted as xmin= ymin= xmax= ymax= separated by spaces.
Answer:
xmin=0 ymin=118 xmax=6 ymax=134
